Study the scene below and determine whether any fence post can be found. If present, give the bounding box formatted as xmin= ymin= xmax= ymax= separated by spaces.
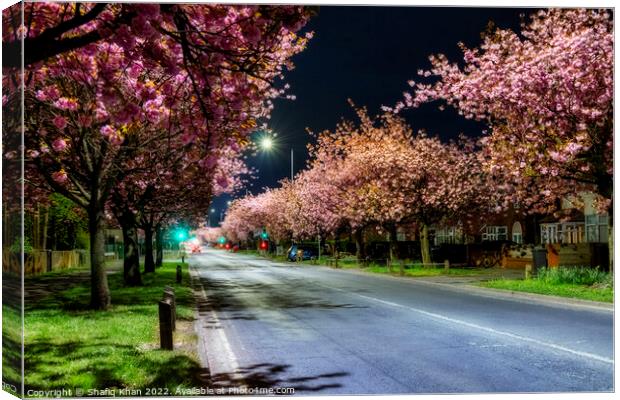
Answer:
xmin=444 ymin=259 xmax=450 ymax=272
xmin=163 ymin=286 xmax=176 ymax=331
xmin=158 ymin=299 xmax=173 ymax=350
xmin=46 ymin=250 xmax=52 ymax=272
xmin=525 ymin=264 xmax=532 ymax=280
xmin=176 ymin=265 xmax=182 ymax=284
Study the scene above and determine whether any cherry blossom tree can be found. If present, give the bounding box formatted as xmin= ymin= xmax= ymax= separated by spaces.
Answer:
xmin=307 ymin=106 xmax=491 ymax=264
xmin=197 ymin=227 xmax=224 ymax=245
xmin=3 ymin=4 xmax=314 ymax=309
xmin=222 ymin=195 xmax=264 ymax=244
xmin=392 ymin=8 xmax=613 ymax=266
xmin=13 ymin=42 xmax=177 ymax=305
xmin=224 ymin=106 xmax=493 ymax=267
xmin=135 ymin=146 xmax=249 ymax=273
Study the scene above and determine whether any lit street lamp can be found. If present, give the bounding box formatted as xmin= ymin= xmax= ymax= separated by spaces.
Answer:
xmin=258 ymin=131 xmax=294 ymax=181
xmin=209 ymin=208 xmax=216 ymax=227
xmin=260 ymin=136 xmax=273 ymax=150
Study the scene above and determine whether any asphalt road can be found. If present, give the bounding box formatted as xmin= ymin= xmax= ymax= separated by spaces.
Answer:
xmin=190 ymin=249 xmax=613 ymax=395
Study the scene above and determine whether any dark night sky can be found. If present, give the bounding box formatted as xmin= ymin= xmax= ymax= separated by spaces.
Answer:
xmin=210 ymin=6 xmax=534 ymax=223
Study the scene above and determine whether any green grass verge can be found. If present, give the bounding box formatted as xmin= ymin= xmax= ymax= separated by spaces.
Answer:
xmin=2 ymin=300 xmax=22 ymax=396
xmin=240 ymin=250 xmax=487 ymax=277
xmin=21 ymin=262 xmax=202 ymax=395
xmin=480 ymin=278 xmax=613 ymax=303
xmin=300 ymin=256 xmax=487 ymax=277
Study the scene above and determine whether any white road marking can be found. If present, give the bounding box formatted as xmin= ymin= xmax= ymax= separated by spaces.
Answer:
xmin=196 ymin=253 xmax=613 ymax=366
xmin=190 ymin=264 xmax=245 ymax=385
xmin=312 ymin=281 xmax=614 ymax=365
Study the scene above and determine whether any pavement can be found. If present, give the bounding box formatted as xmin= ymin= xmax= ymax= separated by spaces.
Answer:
xmin=190 ymin=249 xmax=614 ymax=395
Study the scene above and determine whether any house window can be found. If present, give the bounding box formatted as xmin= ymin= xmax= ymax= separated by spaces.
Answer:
xmin=541 ymin=222 xmax=585 ymax=244
xmin=434 ymin=226 xmax=463 ymax=245
xmin=481 ymin=226 xmax=507 ymax=241
xmin=540 ymin=223 xmax=558 ymax=244
xmin=585 ymin=214 xmax=609 ymax=243
xmin=511 ymin=222 xmax=523 ymax=244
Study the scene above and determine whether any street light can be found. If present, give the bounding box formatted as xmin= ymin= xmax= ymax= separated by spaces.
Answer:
xmin=260 ymin=136 xmax=273 ymax=150
xmin=257 ymin=131 xmax=294 ymax=181
xmin=209 ymin=208 xmax=216 ymax=227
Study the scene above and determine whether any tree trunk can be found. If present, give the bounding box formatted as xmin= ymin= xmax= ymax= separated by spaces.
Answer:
xmin=88 ymin=210 xmax=111 ymax=310
xmin=42 ymin=207 xmax=49 ymax=250
xmin=144 ymin=224 xmax=155 ymax=273
xmin=608 ymin=221 xmax=613 ymax=274
xmin=155 ymin=225 xmax=163 ymax=268
xmin=334 ymin=235 xmax=340 ymax=268
xmin=420 ymin=223 xmax=432 ymax=266
xmin=354 ymin=229 xmax=366 ymax=265
xmin=608 ymin=191 xmax=613 ymax=274
xmin=388 ymin=224 xmax=398 ymax=265
xmin=33 ymin=208 xmax=40 ymax=249
xmin=120 ymin=212 xmax=141 ymax=286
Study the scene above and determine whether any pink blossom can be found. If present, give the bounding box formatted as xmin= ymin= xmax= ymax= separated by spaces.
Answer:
xmin=52 ymin=170 xmax=68 ymax=184
xmin=52 ymin=116 xmax=67 ymax=130
xmin=52 ymin=138 xmax=67 ymax=152
xmin=53 ymin=97 xmax=78 ymax=111
xmin=100 ymin=125 xmax=116 ymax=138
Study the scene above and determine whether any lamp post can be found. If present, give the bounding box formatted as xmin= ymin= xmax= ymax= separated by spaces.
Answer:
xmin=259 ymin=133 xmax=294 ymax=181
xmin=290 ymin=147 xmax=294 ymax=181
xmin=210 ymin=208 xmax=216 ymax=227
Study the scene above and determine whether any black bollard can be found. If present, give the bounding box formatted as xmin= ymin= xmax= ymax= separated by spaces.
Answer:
xmin=176 ymin=265 xmax=182 ymax=284
xmin=163 ymin=287 xmax=176 ymax=331
xmin=158 ymin=299 xmax=173 ymax=350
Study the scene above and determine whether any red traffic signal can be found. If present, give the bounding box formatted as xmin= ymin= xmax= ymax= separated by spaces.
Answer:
xmin=225 ymin=243 xmax=231 ymax=250
xmin=259 ymin=240 xmax=268 ymax=250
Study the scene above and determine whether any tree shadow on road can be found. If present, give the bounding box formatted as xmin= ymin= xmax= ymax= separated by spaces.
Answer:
xmin=209 ymin=362 xmax=348 ymax=393
xmin=196 ymin=277 xmax=367 ymax=318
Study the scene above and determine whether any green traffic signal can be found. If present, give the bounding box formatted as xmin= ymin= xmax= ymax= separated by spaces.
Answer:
xmin=261 ymin=230 xmax=269 ymax=239
xmin=175 ymin=229 xmax=188 ymax=241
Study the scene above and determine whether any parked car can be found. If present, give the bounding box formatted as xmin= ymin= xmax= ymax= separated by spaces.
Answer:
xmin=287 ymin=244 xmax=317 ymax=262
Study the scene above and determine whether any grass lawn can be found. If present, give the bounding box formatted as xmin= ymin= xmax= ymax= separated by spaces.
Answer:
xmin=480 ymin=278 xmax=613 ymax=303
xmin=362 ymin=264 xmax=488 ymax=277
xmin=239 ymin=249 xmax=487 ymax=277
xmin=18 ymin=262 xmax=203 ymax=395
xmin=299 ymin=256 xmax=487 ymax=277
xmin=2 ymin=294 xmax=22 ymax=397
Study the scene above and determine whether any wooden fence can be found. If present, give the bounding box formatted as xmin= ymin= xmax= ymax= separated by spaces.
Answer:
xmin=2 ymin=249 xmax=90 ymax=276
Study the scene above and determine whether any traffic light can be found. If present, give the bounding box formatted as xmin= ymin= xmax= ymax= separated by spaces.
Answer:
xmin=218 ymin=236 xmax=226 ymax=245
xmin=174 ymin=228 xmax=188 ymax=242
xmin=260 ymin=229 xmax=269 ymax=240
xmin=259 ymin=240 xmax=268 ymax=250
